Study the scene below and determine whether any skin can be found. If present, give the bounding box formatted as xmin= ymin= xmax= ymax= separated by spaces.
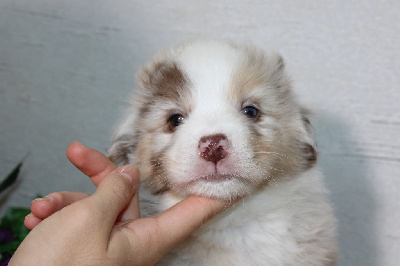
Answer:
xmin=11 ymin=142 xmax=230 ymax=265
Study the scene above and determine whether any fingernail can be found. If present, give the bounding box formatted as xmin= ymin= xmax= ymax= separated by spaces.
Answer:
xmin=77 ymin=142 xmax=85 ymax=147
xmin=117 ymin=165 xmax=139 ymax=186
xmin=42 ymin=196 xmax=52 ymax=202
xmin=32 ymin=196 xmax=52 ymax=203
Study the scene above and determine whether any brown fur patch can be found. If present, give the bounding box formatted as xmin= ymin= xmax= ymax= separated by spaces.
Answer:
xmin=228 ymin=47 xmax=291 ymax=114
xmin=142 ymin=148 xmax=172 ymax=195
xmin=249 ymin=122 xmax=318 ymax=184
xmin=229 ymin=49 xmax=267 ymax=106
xmin=228 ymin=47 xmax=317 ymax=182
xmin=138 ymin=61 xmax=192 ymax=117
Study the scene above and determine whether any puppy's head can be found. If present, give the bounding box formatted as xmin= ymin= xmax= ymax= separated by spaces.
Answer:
xmin=109 ymin=40 xmax=316 ymax=200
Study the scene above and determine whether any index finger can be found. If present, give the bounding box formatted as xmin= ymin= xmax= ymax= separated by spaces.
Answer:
xmin=66 ymin=142 xmax=117 ymax=186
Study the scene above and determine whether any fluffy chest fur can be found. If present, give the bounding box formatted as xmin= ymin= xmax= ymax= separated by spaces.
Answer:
xmin=150 ymin=169 xmax=336 ymax=265
xmin=108 ymin=40 xmax=337 ymax=265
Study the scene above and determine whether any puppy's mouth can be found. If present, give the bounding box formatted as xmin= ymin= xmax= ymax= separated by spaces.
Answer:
xmin=183 ymin=172 xmax=249 ymax=189
xmin=171 ymin=172 xmax=253 ymax=200
xmin=197 ymin=173 xmax=237 ymax=182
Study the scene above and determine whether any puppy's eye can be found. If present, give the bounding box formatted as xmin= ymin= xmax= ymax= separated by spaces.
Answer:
xmin=169 ymin=114 xmax=185 ymax=127
xmin=242 ymin=106 xmax=259 ymax=119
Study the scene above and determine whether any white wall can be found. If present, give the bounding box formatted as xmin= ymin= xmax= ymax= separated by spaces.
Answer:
xmin=1 ymin=1 xmax=399 ymax=265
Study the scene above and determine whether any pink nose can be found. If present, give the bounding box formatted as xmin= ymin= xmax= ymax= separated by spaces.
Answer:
xmin=198 ymin=134 xmax=229 ymax=164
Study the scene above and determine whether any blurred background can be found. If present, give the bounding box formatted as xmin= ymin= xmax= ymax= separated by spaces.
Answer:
xmin=0 ymin=1 xmax=399 ymax=265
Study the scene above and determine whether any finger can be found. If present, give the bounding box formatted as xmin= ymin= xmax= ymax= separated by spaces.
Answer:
xmin=67 ymin=142 xmax=140 ymax=222
xmin=31 ymin=192 xmax=90 ymax=219
xmin=24 ymin=213 xmax=43 ymax=230
xmin=123 ymin=195 xmax=232 ymax=261
xmin=154 ymin=196 xmax=230 ymax=251
xmin=119 ymin=188 xmax=140 ymax=222
xmin=66 ymin=142 xmax=117 ymax=186
xmin=87 ymin=165 xmax=140 ymax=234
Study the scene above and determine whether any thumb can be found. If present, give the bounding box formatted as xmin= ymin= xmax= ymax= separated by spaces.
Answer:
xmin=88 ymin=165 xmax=140 ymax=233
xmin=124 ymin=195 xmax=232 ymax=263
xmin=154 ymin=196 xmax=230 ymax=250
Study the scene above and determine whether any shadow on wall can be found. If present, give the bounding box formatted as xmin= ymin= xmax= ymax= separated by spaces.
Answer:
xmin=313 ymin=112 xmax=378 ymax=266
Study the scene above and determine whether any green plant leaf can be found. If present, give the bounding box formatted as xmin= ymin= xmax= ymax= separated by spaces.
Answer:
xmin=0 ymin=164 xmax=22 ymax=194
xmin=0 ymin=241 xmax=20 ymax=255
xmin=0 ymin=154 xmax=29 ymax=194
xmin=0 ymin=208 xmax=30 ymax=241
xmin=0 ymin=208 xmax=30 ymax=257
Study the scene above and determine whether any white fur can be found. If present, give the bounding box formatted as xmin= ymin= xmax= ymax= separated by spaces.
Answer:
xmin=109 ymin=40 xmax=337 ymax=265
xmin=156 ymin=168 xmax=336 ymax=265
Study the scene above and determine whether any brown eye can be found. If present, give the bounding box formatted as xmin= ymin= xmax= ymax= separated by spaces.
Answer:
xmin=242 ymin=106 xmax=259 ymax=118
xmin=169 ymin=114 xmax=185 ymax=127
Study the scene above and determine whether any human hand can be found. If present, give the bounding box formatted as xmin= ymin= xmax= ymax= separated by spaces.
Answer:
xmin=25 ymin=141 xmax=137 ymax=230
xmin=12 ymin=143 xmax=230 ymax=265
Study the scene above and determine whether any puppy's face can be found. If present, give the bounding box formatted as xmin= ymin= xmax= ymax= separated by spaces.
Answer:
xmin=109 ymin=41 xmax=316 ymax=200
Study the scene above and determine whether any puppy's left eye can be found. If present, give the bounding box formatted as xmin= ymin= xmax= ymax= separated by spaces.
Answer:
xmin=242 ymin=106 xmax=259 ymax=119
xmin=169 ymin=114 xmax=185 ymax=127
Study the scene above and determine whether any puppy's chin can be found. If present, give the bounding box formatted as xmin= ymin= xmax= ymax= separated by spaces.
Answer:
xmin=171 ymin=174 xmax=257 ymax=201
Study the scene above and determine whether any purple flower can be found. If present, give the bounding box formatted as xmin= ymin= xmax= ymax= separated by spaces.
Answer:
xmin=0 ymin=257 xmax=11 ymax=266
xmin=0 ymin=230 xmax=14 ymax=245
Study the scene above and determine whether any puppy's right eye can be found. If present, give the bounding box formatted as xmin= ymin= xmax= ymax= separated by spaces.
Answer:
xmin=169 ymin=114 xmax=185 ymax=127
xmin=242 ymin=106 xmax=259 ymax=119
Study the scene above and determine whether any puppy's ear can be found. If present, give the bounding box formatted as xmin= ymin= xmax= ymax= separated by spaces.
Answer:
xmin=264 ymin=52 xmax=291 ymax=93
xmin=270 ymin=53 xmax=286 ymax=77
xmin=108 ymin=111 xmax=137 ymax=166
xmin=108 ymin=134 xmax=136 ymax=165
xmin=299 ymin=108 xmax=318 ymax=169
xmin=302 ymin=142 xmax=317 ymax=169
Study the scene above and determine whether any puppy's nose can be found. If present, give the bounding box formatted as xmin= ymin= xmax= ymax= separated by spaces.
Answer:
xmin=198 ymin=134 xmax=229 ymax=164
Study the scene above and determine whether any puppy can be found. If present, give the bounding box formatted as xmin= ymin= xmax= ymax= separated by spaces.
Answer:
xmin=108 ymin=40 xmax=337 ymax=265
